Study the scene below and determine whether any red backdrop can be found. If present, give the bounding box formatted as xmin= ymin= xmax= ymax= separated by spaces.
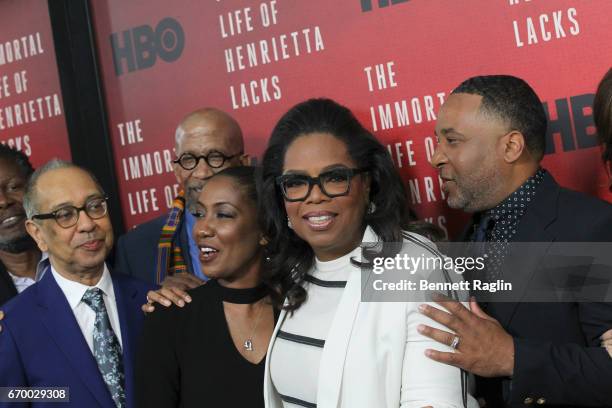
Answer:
xmin=90 ymin=0 xmax=612 ymax=237
xmin=0 ymin=0 xmax=71 ymax=166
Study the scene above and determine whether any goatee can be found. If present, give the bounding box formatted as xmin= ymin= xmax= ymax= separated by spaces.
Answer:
xmin=0 ymin=234 xmax=37 ymax=254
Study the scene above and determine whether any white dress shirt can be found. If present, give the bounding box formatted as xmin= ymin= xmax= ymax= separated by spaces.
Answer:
xmin=51 ymin=263 xmax=123 ymax=352
xmin=7 ymin=252 xmax=50 ymax=293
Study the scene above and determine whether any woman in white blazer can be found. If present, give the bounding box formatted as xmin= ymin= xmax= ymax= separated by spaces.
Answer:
xmin=260 ymin=98 xmax=477 ymax=408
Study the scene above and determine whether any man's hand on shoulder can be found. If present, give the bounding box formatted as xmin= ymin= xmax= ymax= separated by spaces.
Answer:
xmin=601 ymin=329 xmax=612 ymax=358
xmin=141 ymin=273 xmax=205 ymax=313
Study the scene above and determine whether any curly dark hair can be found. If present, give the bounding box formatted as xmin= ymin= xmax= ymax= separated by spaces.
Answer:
xmin=453 ymin=75 xmax=547 ymax=161
xmin=0 ymin=144 xmax=34 ymax=178
xmin=594 ymin=68 xmax=612 ymax=171
xmin=260 ymin=98 xmax=417 ymax=310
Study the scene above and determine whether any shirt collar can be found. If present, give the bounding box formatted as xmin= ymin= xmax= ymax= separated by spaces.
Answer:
xmin=5 ymin=251 xmax=50 ymax=283
xmin=485 ymin=168 xmax=546 ymax=220
xmin=36 ymin=252 xmax=49 ymax=281
xmin=50 ymin=263 xmax=114 ymax=310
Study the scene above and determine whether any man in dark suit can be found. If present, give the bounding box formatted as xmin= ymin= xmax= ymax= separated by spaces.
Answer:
xmin=0 ymin=160 xmax=153 ymax=408
xmin=418 ymin=75 xmax=612 ymax=407
xmin=114 ymin=108 xmax=248 ymax=287
xmin=0 ymin=145 xmax=45 ymax=306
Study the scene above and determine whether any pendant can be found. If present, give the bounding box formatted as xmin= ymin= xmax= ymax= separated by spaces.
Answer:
xmin=244 ymin=339 xmax=253 ymax=351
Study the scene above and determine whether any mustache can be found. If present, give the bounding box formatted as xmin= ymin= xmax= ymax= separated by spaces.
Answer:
xmin=73 ymin=233 xmax=105 ymax=247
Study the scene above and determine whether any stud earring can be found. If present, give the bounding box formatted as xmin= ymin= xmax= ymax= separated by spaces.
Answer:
xmin=287 ymin=217 xmax=293 ymax=229
xmin=367 ymin=202 xmax=376 ymax=215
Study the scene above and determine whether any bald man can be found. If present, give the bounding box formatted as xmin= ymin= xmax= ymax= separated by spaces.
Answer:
xmin=114 ymin=109 xmax=248 ymax=285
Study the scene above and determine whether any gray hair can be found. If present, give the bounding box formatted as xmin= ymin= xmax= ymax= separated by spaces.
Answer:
xmin=174 ymin=124 xmax=187 ymax=152
xmin=24 ymin=159 xmax=104 ymax=219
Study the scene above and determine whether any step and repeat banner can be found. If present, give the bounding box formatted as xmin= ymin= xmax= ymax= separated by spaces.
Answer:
xmin=0 ymin=0 xmax=71 ymax=166
xmin=90 ymin=0 xmax=612 ymax=237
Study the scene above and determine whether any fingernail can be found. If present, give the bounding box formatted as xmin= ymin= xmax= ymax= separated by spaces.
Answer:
xmin=418 ymin=304 xmax=427 ymax=313
xmin=425 ymin=349 xmax=433 ymax=357
xmin=417 ymin=324 xmax=425 ymax=333
xmin=163 ymin=300 xmax=171 ymax=306
xmin=178 ymin=300 xmax=185 ymax=307
xmin=185 ymin=296 xmax=192 ymax=303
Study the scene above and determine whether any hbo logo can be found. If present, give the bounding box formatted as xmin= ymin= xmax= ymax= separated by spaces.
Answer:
xmin=111 ymin=17 xmax=185 ymax=76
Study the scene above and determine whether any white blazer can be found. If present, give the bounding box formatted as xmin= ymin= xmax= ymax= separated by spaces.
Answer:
xmin=264 ymin=228 xmax=478 ymax=408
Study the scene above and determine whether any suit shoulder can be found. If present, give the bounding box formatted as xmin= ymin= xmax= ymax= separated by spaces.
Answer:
xmin=0 ymin=285 xmax=39 ymax=326
xmin=557 ymin=188 xmax=612 ymax=221
xmin=117 ymin=214 xmax=168 ymax=245
xmin=112 ymin=272 xmax=157 ymax=293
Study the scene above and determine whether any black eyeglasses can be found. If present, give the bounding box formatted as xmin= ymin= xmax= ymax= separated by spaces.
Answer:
xmin=173 ymin=151 xmax=242 ymax=170
xmin=31 ymin=196 xmax=108 ymax=228
xmin=276 ymin=168 xmax=368 ymax=202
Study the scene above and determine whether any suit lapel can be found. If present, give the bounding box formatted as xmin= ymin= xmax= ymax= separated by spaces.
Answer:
xmin=490 ymin=173 xmax=559 ymax=327
xmin=0 ymin=261 xmax=18 ymax=306
xmin=317 ymin=266 xmax=361 ymax=408
xmin=316 ymin=227 xmax=375 ymax=408
xmin=36 ymin=270 xmax=115 ymax=407
xmin=113 ymin=274 xmax=141 ymax=408
xmin=264 ymin=306 xmax=288 ymax=408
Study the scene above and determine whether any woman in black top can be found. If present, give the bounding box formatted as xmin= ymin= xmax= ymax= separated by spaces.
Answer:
xmin=135 ymin=167 xmax=277 ymax=408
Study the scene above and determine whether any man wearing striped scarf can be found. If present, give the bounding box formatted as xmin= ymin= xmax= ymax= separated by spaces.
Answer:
xmin=114 ymin=108 xmax=248 ymax=288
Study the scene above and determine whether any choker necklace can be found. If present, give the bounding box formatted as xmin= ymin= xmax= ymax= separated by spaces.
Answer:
xmin=214 ymin=280 xmax=268 ymax=304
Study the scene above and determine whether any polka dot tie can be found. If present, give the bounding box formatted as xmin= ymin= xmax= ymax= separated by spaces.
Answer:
xmin=472 ymin=169 xmax=545 ymax=282
xmin=81 ymin=288 xmax=126 ymax=408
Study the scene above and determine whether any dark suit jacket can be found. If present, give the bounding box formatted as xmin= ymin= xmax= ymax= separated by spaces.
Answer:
xmin=460 ymin=172 xmax=612 ymax=407
xmin=114 ymin=214 xmax=195 ymax=284
xmin=0 ymin=268 xmax=154 ymax=408
xmin=0 ymin=262 xmax=17 ymax=306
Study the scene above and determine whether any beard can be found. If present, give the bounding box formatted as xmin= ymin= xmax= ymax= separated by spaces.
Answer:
xmin=0 ymin=233 xmax=37 ymax=254
xmin=447 ymin=163 xmax=504 ymax=213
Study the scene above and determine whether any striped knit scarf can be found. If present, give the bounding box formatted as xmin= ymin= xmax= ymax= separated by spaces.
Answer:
xmin=156 ymin=191 xmax=188 ymax=284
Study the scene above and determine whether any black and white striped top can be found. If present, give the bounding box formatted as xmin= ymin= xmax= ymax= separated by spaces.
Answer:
xmin=270 ymin=248 xmax=356 ymax=408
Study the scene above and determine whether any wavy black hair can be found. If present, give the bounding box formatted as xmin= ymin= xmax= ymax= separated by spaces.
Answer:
xmin=208 ymin=165 xmax=260 ymax=206
xmin=260 ymin=98 xmax=416 ymax=310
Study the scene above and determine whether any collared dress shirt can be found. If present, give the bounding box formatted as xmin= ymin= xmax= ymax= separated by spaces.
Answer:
xmin=50 ymin=263 xmax=123 ymax=352
xmin=7 ymin=252 xmax=50 ymax=293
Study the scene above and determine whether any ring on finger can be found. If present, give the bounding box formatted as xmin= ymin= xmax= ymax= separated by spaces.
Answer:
xmin=450 ymin=335 xmax=460 ymax=350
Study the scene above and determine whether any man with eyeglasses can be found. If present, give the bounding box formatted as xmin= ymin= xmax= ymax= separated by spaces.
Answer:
xmin=0 ymin=160 xmax=153 ymax=408
xmin=115 ymin=108 xmax=248 ymax=287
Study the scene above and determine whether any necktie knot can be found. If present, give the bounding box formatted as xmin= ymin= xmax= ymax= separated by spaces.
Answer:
xmin=82 ymin=287 xmax=105 ymax=315
xmin=473 ymin=214 xmax=494 ymax=242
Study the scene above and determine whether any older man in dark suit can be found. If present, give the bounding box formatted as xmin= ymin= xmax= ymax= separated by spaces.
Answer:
xmin=114 ymin=108 xmax=248 ymax=290
xmin=0 ymin=160 xmax=153 ymax=408
xmin=420 ymin=75 xmax=612 ymax=407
